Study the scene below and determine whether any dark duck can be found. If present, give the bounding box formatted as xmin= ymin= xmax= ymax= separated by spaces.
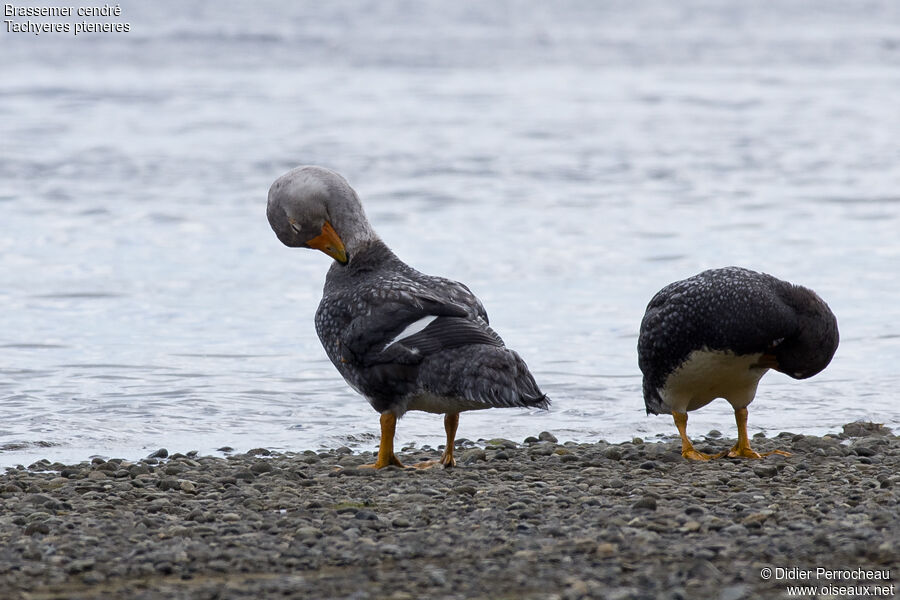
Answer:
xmin=638 ymin=267 xmax=838 ymax=460
xmin=267 ymin=166 xmax=549 ymax=469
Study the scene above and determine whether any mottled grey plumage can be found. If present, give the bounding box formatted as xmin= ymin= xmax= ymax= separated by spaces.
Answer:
xmin=315 ymin=240 xmax=548 ymax=415
xmin=638 ymin=266 xmax=839 ymax=415
xmin=268 ymin=166 xmax=548 ymax=421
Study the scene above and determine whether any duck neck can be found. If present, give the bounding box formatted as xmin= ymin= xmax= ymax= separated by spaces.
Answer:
xmin=329 ymin=189 xmax=380 ymax=256
xmin=343 ymin=238 xmax=400 ymax=272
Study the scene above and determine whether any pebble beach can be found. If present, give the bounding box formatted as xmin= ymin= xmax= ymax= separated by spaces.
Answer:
xmin=2 ymin=422 xmax=897 ymax=600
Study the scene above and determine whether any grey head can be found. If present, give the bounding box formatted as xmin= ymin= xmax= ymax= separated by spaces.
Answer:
xmin=267 ymin=166 xmax=378 ymax=264
xmin=773 ymin=283 xmax=839 ymax=379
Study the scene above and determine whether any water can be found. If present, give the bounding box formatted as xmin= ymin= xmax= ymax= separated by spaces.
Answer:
xmin=2 ymin=0 xmax=899 ymax=467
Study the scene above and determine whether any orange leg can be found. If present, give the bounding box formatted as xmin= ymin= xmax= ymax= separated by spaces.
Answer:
xmin=411 ymin=413 xmax=460 ymax=469
xmin=727 ymin=407 xmax=791 ymax=459
xmin=673 ymin=411 xmax=723 ymax=460
xmin=440 ymin=413 xmax=459 ymax=468
xmin=359 ymin=413 xmax=405 ymax=469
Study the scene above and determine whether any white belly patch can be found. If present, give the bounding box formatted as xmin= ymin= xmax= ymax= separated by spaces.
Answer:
xmin=660 ymin=349 xmax=769 ymax=413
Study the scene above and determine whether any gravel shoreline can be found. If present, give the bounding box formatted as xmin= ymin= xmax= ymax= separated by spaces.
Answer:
xmin=2 ymin=423 xmax=898 ymax=600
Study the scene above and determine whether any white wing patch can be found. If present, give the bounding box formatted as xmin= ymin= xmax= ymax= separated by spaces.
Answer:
xmin=383 ymin=315 xmax=438 ymax=351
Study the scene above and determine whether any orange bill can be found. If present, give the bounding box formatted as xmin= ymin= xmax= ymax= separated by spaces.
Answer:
xmin=306 ymin=221 xmax=348 ymax=264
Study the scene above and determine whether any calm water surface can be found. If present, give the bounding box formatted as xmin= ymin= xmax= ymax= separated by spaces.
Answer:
xmin=2 ymin=1 xmax=899 ymax=467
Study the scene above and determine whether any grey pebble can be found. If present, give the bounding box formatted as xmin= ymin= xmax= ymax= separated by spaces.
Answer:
xmin=530 ymin=445 xmax=555 ymax=457
xmin=24 ymin=521 xmax=50 ymax=535
xmin=158 ymin=478 xmax=181 ymax=491
xmin=460 ymin=449 xmax=486 ymax=464
xmin=719 ymin=584 xmax=750 ymax=600
xmin=250 ymin=461 xmax=274 ymax=473
xmin=632 ymin=496 xmax=657 ymax=511
xmin=296 ymin=526 xmax=322 ymax=539
xmin=753 ymin=465 xmax=778 ymax=478
xmin=603 ymin=447 xmax=622 ymax=460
